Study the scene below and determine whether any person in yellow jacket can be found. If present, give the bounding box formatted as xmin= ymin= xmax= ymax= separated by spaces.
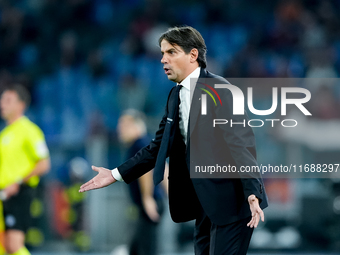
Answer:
xmin=0 ymin=85 xmax=50 ymax=255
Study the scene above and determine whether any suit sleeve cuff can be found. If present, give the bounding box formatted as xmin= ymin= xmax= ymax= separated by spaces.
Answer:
xmin=112 ymin=168 xmax=124 ymax=182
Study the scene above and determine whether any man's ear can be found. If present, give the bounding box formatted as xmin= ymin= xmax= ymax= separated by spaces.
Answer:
xmin=190 ymin=48 xmax=199 ymax=63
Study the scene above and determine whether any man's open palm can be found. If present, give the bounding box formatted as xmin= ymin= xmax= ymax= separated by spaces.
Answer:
xmin=247 ymin=194 xmax=265 ymax=228
xmin=79 ymin=166 xmax=116 ymax=193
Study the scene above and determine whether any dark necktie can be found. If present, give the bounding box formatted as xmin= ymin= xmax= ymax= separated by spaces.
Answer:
xmin=153 ymin=85 xmax=182 ymax=185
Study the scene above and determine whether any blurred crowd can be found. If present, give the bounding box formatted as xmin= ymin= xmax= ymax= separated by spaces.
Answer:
xmin=1 ymin=0 xmax=340 ymax=142
xmin=1 ymin=0 xmax=340 ymax=252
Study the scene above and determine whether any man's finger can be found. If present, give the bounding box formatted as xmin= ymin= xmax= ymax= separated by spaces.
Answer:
xmin=259 ymin=208 xmax=265 ymax=222
xmin=80 ymin=182 xmax=98 ymax=192
xmin=79 ymin=179 xmax=97 ymax=192
xmin=254 ymin=213 xmax=260 ymax=228
xmin=92 ymin=166 xmax=100 ymax=172
xmin=80 ymin=179 xmax=94 ymax=190
xmin=251 ymin=215 xmax=256 ymax=228
xmin=247 ymin=215 xmax=255 ymax=227
xmin=80 ymin=183 xmax=98 ymax=192
xmin=79 ymin=185 xmax=89 ymax=192
xmin=251 ymin=217 xmax=255 ymax=228
xmin=247 ymin=218 xmax=252 ymax=227
xmin=148 ymin=210 xmax=160 ymax=222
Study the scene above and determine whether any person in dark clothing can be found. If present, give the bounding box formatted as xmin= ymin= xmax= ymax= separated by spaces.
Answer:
xmin=117 ymin=109 xmax=167 ymax=255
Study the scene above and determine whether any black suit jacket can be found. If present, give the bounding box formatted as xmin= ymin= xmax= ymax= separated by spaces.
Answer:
xmin=118 ymin=68 xmax=268 ymax=226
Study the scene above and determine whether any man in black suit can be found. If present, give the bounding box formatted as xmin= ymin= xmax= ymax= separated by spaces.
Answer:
xmin=80 ymin=26 xmax=268 ymax=255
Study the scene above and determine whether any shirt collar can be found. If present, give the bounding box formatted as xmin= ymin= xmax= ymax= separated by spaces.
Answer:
xmin=178 ymin=67 xmax=201 ymax=90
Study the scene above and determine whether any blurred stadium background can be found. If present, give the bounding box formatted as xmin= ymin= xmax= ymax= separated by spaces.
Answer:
xmin=1 ymin=0 xmax=340 ymax=254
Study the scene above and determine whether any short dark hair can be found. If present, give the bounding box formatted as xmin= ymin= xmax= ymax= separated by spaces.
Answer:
xmin=158 ymin=26 xmax=207 ymax=68
xmin=4 ymin=84 xmax=31 ymax=108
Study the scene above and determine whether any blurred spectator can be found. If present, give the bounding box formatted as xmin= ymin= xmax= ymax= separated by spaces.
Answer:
xmin=308 ymin=85 xmax=340 ymax=120
xmin=117 ymin=109 xmax=167 ymax=255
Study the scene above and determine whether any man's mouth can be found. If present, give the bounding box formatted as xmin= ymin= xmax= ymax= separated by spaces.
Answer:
xmin=164 ymin=68 xmax=171 ymax=75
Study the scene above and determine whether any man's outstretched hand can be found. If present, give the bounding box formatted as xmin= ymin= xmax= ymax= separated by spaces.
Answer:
xmin=79 ymin=166 xmax=116 ymax=193
xmin=247 ymin=194 xmax=265 ymax=228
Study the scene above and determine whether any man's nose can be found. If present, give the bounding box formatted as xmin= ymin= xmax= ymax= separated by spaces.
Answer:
xmin=161 ymin=55 xmax=167 ymax=64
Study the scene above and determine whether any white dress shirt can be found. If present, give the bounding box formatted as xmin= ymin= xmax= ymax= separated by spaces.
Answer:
xmin=112 ymin=67 xmax=201 ymax=182
xmin=178 ymin=67 xmax=200 ymax=144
